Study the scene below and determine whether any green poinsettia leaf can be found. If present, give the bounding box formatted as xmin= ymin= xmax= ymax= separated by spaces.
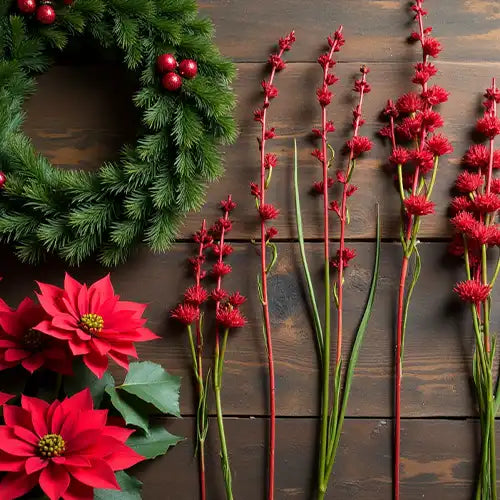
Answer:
xmin=94 ymin=471 xmax=142 ymax=500
xmin=127 ymin=424 xmax=184 ymax=459
xmin=64 ymin=361 xmax=114 ymax=407
xmin=105 ymin=385 xmax=152 ymax=434
xmin=118 ymin=361 xmax=181 ymax=417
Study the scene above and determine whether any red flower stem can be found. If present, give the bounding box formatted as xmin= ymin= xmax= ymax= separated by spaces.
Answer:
xmin=258 ymin=49 xmax=284 ymax=500
xmin=317 ymin=29 xmax=343 ymax=496
xmin=394 ymin=6 xmax=428 ymax=499
xmin=212 ymin=201 xmax=233 ymax=500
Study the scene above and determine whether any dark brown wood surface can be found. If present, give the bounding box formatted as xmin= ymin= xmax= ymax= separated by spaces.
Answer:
xmin=2 ymin=0 xmax=500 ymax=498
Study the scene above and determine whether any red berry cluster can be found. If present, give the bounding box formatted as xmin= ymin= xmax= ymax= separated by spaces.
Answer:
xmin=171 ymin=196 xmax=246 ymax=329
xmin=156 ymin=53 xmax=198 ymax=92
xmin=17 ymin=0 xmax=72 ymax=25
xmin=449 ymin=79 xmax=500 ymax=304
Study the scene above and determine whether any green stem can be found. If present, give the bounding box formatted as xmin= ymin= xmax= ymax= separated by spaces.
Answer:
xmin=214 ymin=328 xmax=233 ymax=500
xmin=425 ymin=156 xmax=439 ymax=199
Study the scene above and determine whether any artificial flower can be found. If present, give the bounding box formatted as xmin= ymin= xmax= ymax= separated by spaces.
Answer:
xmin=0 ymin=389 xmax=143 ymax=500
xmin=454 ymin=280 xmax=491 ymax=303
xmin=0 ymin=298 xmax=72 ymax=374
xmin=35 ymin=274 xmax=158 ymax=378
xmin=171 ymin=303 xmax=200 ymax=325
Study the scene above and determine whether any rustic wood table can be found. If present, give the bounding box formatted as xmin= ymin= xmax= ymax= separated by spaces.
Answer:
xmin=2 ymin=1 xmax=500 ymax=498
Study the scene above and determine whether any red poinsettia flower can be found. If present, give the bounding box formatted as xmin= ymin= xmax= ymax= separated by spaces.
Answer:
xmin=0 ymin=298 xmax=72 ymax=374
xmin=0 ymin=389 xmax=144 ymax=500
xmin=35 ymin=274 xmax=158 ymax=378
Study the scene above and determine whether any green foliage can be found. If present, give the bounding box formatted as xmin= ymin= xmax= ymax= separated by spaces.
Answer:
xmin=118 ymin=361 xmax=181 ymax=417
xmin=0 ymin=0 xmax=236 ymax=265
xmin=95 ymin=471 xmax=142 ymax=500
xmin=127 ymin=424 xmax=183 ymax=459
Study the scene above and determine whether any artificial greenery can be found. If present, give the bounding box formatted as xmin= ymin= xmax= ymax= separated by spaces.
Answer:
xmin=0 ymin=0 xmax=236 ymax=265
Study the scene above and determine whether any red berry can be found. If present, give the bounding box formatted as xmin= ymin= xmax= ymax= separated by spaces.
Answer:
xmin=162 ymin=72 xmax=182 ymax=91
xmin=17 ymin=0 xmax=36 ymax=13
xmin=0 ymin=172 xmax=6 ymax=189
xmin=36 ymin=4 xmax=56 ymax=24
xmin=156 ymin=53 xmax=177 ymax=73
xmin=178 ymin=59 xmax=198 ymax=79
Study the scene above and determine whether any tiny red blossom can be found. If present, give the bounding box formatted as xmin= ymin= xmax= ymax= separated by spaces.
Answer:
xmin=262 ymin=81 xmax=278 ymax=99
xmin=450 ymin=196 xmax=473 ymax=213
xmin=331 ymin=247 xmax=357 ymax=269
xmin=328 ymin=29 xmax=345 ymax=51
xmin=220 ymin=197 xmax=236 ymax=213
xmin=318 ymin=53 xmax=335 ymax=69
xmin=472 ymin=193 xmax=500 ymax=213
xmin=421 ymin=85 xmax=449 ymax=106
xmin=253 ymin=109 xmax=264 ymax=122
xmin=422 ymin=37 xmax=442 ymax=58
xmin=264 ymin=153 xmax=278 ymax=169
xmin=404 ymin=194 xmax=435 ymax=216
xmin=411 ymin=150 xmax=435 ymax=174
xmin=266 ymin=226 xmax=279 ymax=240
xmin=450 ymin=211 xmax=477 ymax=234
xmin=420 ymin=109 xmax=444 ymax=132
xmin=463 ymin=144 xmax=489 ymax=169
xmin=216 ymin=304 xmax=246 ymax=329
xmin=325 ymin=74 xmax=339 ymax=86
xmin=229 ymin=292 xmax=247 ymax=307
xmin=268 ymin=54 xmax=285 ymax=71
xmin=264 ymin=128 xmax=276 ymax=140
xmin=311 ymin=149 xmax=325 ymax=162
xmin=415 ymin=62 xmax=437 ymax=78
xmin=492 ymin=178 xmax=500 ymax=194
xmin=426 ymin=134 xmax=453 ymax=156
xmin=184 ymin=285 xmax=208 ymax=305
xmin=278 ymin=31 xmax=295 ymax=51
xmin=259 ymin=204 xmax=280 ymax=221
xmin=212 ymin=243 xmax=234 ymax=257
xmin=346 ymin=184 xmax=358 ymax=197
xmin=250 ymin=182 xmax=261 ymax=197
xmin=389 ymin=146 xmax=411 ymax=165
xmin=395 ymin=92 xmax=423 ymax=114
xmin=346 ymin=136 xmax=373 ymax=158
xmin=211 ymin=262 xmax=232 ymax=277
xmin=171 ymin=303 xmax=200 ymax=325
xmin=317 ymin=87 xmax=333 ymax=106
xmin=455 ymin=172 xmax=484 ymax=193
xmin=211 ymin=289 xmax=228 ymax=302
xmin=476 ymin=115 xmax=500 ymax=138
xmin=454 ymin=280 xmax=491 ymax=303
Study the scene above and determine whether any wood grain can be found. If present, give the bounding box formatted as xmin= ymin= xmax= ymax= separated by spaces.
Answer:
xmin=200 ymin=0 xmax=500 ymax=64
xmin=1 ymin=242 xmax=497 ymax=418
xmin=136 ymin=416 xmax=490 ymax=499
xmin=23 ymin=62 xmax=499 ymax=239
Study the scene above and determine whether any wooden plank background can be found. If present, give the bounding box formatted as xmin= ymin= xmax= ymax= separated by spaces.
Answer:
xmin=1 ymin=0 xmax=499 ymax=498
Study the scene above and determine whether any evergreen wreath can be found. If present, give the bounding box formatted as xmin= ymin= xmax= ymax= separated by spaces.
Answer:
xmin=0 ymin=0 xmax=236 ymax=266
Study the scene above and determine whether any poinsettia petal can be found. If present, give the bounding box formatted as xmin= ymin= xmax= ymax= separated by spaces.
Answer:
xmin=68 ymin=338 xmax=91 ymax=355
xmin=21 ymin=395 xmax=49 ymax=437
xmin=0 ymin=393 xmax=14 ymax=407
xmin=0 ymin=451 xmax=25 ymax=472
xmin=49 ymin=404 xmax=66 ymax=435
xmin=0 ymin=314 xmax=22 ymax=337
xmin=52 ymin=314 xmax=79 ymax=332
xmin=64 ymin=274 xmax=83 ymax=312
xmin=67 ymin=458 xmax=119 ymax=489
xmin=107 ymin=342 xmax=137 ymax=357
xmin=88 ymin=274 xmax=114 ymax=309
xmin=25 ymin=456 xmax=48 ymax=474
xmin=4 ymin=348 xmax=29 ymax=362
xmin=3 ymin=406 xmax=32 ymax=429
xmin=77 ymin=284 xmax=89 ymax=317
xmin=36 ymin=282 xmax=65 ymax=316
xmin=65 ymin=430 xmax=98 ymax=454
xmin=34 ymin=320 xmax=72 ymax=340
xmin=62 ymin=479 xmax=94 ymax=500
xmin=0 ymin=471 xmax=39 ymax=498
xmin=107 ymin=351 xmax=130 ymax=371
xmin=102 ymin=425 xmax=134 ymax=443
xmin=105 ymin=441 xmax=145 ymax=470
xmin=114 ymin=300 xmax=147 ymax=316
xmin=0 ymin=427 xmax=34 ymax=456
xmin=40 ymin=462 xmax=70 ymax=500
xmin=90 ymin=338 xmax=111 ymax=356
xmin=0 ymin=298 xmax=11 ymax=313
xmin=21 ymin=352 xmax=45 ymax=373
xmin=12 ymin=425 xmax=38 ymax=445
xmin=54 ymin=455 xmax=90 ymax=467
xmin=83 ymin=351 xmax=108 ymax=378
xmin=0 ymin=339 xmax=18 ymax=347
xmin=68 ymin=409 xmax=107 ymax=437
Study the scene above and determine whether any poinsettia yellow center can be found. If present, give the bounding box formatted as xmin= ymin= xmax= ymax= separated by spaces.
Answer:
xmin=79 ymin=313 xmax=104 ymax=335
xmin=38 ymin=433 xmax=65 ymax=458
xmin=22 ymin=329 xmax=45 ymax=350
